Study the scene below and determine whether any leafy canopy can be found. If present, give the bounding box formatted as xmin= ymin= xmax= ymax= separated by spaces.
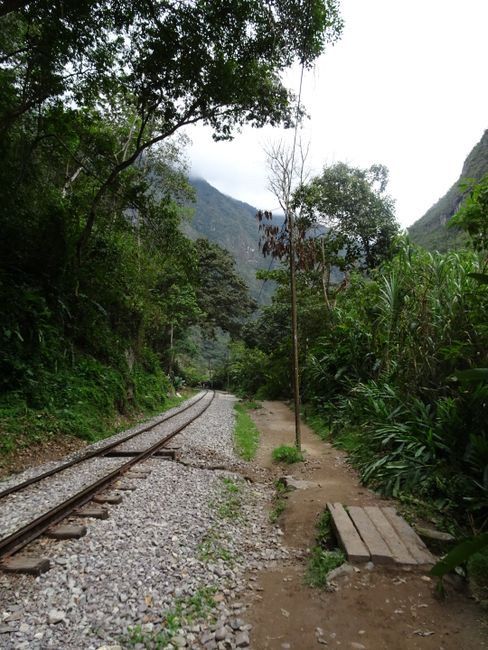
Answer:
xmin=294 ymin=162 xmax=399 ymax=272
xmin=1 ymin=0 xmax=343 ymax=137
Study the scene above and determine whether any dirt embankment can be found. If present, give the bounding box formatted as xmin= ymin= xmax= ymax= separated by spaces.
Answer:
xmin=245 ymin=400 xmax=486 ymax=650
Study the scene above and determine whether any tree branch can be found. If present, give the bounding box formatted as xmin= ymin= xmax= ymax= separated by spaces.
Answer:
xmin=75 ymin=105 xmax=207 ymax=260
xmin=0 ymin=0 xmax=31 ymax=18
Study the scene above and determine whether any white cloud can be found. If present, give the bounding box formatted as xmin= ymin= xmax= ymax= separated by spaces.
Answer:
xmin=188 ymin=0 xmax=488 ymax=227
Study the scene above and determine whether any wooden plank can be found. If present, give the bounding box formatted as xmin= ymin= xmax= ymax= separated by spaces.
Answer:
xmin=327 ymin=503 xmax=370 ymax=563
xmin=364 ymin=506 xmax=416 ymax=565
xmin=105 ymin=450 xmax=175 ymax=458
xmin=348 ymin=506 xmax=394 ymax=564
xmin=382 ymin=507 xmax=435 ymax=565
xmin=114 ymin=482 xmax=137 ymax=491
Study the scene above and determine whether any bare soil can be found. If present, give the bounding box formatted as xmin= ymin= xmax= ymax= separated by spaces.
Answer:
xmin=0 ymin=407 xmax=173 ymax=480
xmin=0 ymin=435 xmax=86 ymax=480
xmin=246 ymin=400 xmax=487 ymax=650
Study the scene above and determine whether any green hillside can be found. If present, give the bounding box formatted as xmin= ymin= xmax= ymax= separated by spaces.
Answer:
xmin=185 ymin=178 xmax=279 ymax=303
xmin=408 ymin=130 xmax=488 ymax=251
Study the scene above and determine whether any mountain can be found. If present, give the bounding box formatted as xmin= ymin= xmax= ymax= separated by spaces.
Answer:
xmin=184 ymin=177 xmax=280 ymax=303
xmin=408 ymin=130 xmax=488 ymax=251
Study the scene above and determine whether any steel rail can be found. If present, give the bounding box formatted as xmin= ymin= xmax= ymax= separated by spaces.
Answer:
xmin=0 ymin=391 xmax=215 ymax=560
xmin=0 ymin=390 xmax=208 ymax=500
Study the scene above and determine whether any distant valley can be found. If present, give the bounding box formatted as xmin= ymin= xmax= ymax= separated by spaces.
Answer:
xmin=185 ymin=178 xmax=282 ymax=304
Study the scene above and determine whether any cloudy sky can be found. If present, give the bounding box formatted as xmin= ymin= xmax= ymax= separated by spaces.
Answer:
xmin=188 ymin=0 xmax=487 ymax=228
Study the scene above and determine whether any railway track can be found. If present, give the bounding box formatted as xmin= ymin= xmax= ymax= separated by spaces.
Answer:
xmin=0 ymin=390 xmax=214 ymax=570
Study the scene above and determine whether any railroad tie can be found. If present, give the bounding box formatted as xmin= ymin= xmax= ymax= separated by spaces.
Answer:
xmin=92 ymin=492 xmax=123 ymax=505
xmin=46 ymin=524 xmax=87 ymax=540
xmin=2 ymin=556 xmax=50 ymax=576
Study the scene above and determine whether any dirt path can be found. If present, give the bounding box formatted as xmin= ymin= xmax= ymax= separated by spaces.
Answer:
xmin=246 ymin=400 xmax=487 ymax=650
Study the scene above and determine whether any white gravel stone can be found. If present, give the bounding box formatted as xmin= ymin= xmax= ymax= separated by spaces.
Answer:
xmin=0 ymin=392 xmax=295 ymax=649
xmin=0 ymin=457 xmax=126 ymax=539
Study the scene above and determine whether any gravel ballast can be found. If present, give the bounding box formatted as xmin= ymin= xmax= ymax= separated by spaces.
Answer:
xmin=0 ymin=392 xmax=295 ymax=649
xmin=0 ymin=457 xmax=127 ymax=539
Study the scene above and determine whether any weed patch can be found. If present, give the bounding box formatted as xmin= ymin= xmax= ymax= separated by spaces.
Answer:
xmin=270 ymin=478 xmax=291 ymax=523
xmin=124 ymin=586 xmax=217 ymax=648
xmin=213 ymin=477 xmax=244 ymax=521
xmin=306 ymin=547 xmax=346 ymax=588
xmin=306 ymin=510 xmax=345 ymax=588
xmin=198 ymin=531 xmax=234 ymax=564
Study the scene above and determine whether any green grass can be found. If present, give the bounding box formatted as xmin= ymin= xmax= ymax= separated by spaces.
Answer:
xmin=306 ymin=547 xmax=346 ymax=588
xmin=233 ymin=402 xmax=260 ymax=461
xmin=272 ymin=444 xmax=303 ymax=464
xmin=316 ymin=510 xmax=333 ymax=540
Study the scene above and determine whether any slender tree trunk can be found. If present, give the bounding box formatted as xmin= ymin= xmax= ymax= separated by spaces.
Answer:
xmin=320 ymin=238 xmax=332 ymax=310
xmin=288 ymin=212 xmax=301 ymax=451
xmin=168 ymin=322 xmax=174 ymax=375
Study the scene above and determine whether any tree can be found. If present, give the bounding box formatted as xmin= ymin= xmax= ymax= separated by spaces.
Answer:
xmin=293 ymin=162 xmax=398 ymax=307
xmin=295 ymin=163 xmax=398 ymax=269
xmin=450 ymin=173 xmax=488 ymax=256
xmin=259 ymin=139 xmax=311 ymax=448
xmin=195 ymin=239 xmax=256 ymax=339
xmin=258 ymin=161 xmax=399 ymax=309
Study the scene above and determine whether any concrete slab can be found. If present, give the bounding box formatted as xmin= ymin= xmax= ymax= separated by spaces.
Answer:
xmin=348 ymin=506 xmax=394 ymax=564
xmin=383 ymin=507 xmax=435 ymax=565
xmin=364 ymin=506 xmax=416 ymax=565
xmin=327 ymin=502 xmax=370 ymax=563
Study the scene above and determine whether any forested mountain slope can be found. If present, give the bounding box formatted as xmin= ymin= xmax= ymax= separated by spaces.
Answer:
xmin=408 ymin=130 xmax=488 ymax=251
xmin=185 ymin=178 xmax=280 ymax=303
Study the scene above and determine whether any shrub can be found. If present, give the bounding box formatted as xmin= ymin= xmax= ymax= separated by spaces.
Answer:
xmin=272 ymin=445 xmax=303 ymax=464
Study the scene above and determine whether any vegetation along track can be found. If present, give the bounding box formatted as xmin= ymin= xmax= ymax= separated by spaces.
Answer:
xmin=0 ymin=391 xmax=214 ymax=562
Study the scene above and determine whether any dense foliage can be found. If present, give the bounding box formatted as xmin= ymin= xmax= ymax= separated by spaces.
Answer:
xmin=258 ymin=161 xmax=399 ymax=310
xmin=0 ymin=1 xmax=343 ymax=455
xmin=226 ymin=171 xmax=488 ymax=534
